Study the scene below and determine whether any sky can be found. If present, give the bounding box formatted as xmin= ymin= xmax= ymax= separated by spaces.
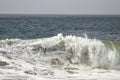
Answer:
xmin=0 ymin=0 xmax=120 ymax=15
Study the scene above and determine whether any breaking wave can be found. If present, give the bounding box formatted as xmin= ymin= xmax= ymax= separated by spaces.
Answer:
xmin=0 ymin=33 xmax=120 ymax=70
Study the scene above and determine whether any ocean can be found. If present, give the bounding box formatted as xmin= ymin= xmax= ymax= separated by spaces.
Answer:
xmin=0 ymin=15 xmax=120 ymax=40
xmin=0 ymin=14 xmax=120 ymax=80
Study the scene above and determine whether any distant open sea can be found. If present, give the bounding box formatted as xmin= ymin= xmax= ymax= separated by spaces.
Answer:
xmin=0 ymin=14 xmax=120 ymax=41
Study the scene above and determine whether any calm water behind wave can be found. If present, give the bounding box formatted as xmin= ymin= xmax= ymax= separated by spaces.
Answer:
xmin=0 ymin=14 xmax=120 ymax=41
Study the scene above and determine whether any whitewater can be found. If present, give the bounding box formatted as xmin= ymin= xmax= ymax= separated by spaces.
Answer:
xmin=0 ymin=33 xmax=120 ymax=80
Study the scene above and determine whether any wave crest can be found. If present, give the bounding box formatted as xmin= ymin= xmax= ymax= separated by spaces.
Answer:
xmin=0 ymin=34 xmax=120 ymax=70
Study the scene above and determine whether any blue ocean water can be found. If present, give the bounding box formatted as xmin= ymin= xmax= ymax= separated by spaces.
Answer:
xmin=0 ymin=14 xmax=120 ymax=41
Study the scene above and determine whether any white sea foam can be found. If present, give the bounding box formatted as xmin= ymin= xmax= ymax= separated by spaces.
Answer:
xmin=0 ymin=34 xmax=120 ymax=80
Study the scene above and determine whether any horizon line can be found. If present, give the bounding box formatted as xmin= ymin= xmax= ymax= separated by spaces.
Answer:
xmin=0 ymin=13 xmax=120 ymax=16
xmin=0 ymin=14 xmax=120 ymax=17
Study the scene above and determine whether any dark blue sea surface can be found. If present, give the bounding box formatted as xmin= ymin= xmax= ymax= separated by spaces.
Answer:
xmin=0 ymin=14 xmax=120 ymax=41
